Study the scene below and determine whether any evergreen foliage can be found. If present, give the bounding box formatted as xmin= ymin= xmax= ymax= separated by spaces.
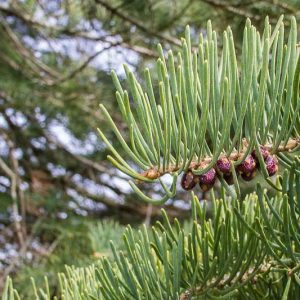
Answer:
xmin=1 ymin=0 xmax=300 ymax=223
xmin=98 ymin=16 xmax=300 ymax=202
xmin=2 ymin=15 xmax=300 ymax=299
xmin=3 ymin=163 xmax=300 ymax=299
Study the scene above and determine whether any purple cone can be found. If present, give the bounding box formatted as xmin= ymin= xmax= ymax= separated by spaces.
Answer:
xmin=265 ymin=155 xmax=278 ymax=176
xmin=199 ymin=168 xmax=216 ymax=192
xmin=199 ymin=168 xmax=216 ymax=185
xmin=252 ymin=146 xmax=270 ymax=161
xmin=241 ymin=170 xmax=256 ymax=181
xmin=223 ymin=172 xmax=234 ymax=185
xmin=181 ymin=170 xmax=197 ymax=190
xmin=237 ymin=155 xmax=256 ymax=174
xmin=216 ymin=157 xmax=231 ymax=174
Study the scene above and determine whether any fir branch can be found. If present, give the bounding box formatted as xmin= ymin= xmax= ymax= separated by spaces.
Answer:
xmin=140 ymin=138 xmax=300 ymax=180
xmin=179 ymin=261 xmax=272 ymax=299
xmin=98 ymin=16 xmax=300 ymax=201
xmin=3 ymin=164 xmax=300 ymax=299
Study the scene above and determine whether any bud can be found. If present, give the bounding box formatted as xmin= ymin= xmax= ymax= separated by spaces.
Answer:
xmin=199 ymin=168 xmax=216 ymax=192
xmin=237 ymin=155 xmax=256 ymax=174
xmin=241 ymin=170 xmax=256 ymax=181
xmin=216 ymin=157 xmax=231 ymax=174
xmin=223 ymin=172 xmax=234 ymax=185
xmin=181 ymin=170 xmax=197 ymax=190
xmin=252 ymin=146 xmax=270 ymax=162
xmin=265 ymin=155 xmax=278 ymax=177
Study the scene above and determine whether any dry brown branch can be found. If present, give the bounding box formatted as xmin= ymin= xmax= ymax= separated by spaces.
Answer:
xmin=66 ymin=178 xmax=187 ymax=218
xmin=1 ymin=21 xmax=60 ymax=80
xmin=94 ymin=0 xmax=182 ymax=46
xmin=0 ymin=150 xmax=24 ymax=248
xmin=263 ymin=0 xmax=298 ymax=13
xmin=47 ymin=42 xmax=122 ymax=86
xmin=201 ymin=0 xmax=259 ymax=20
xmin=0 ymin=5 xmax=52 ymax=29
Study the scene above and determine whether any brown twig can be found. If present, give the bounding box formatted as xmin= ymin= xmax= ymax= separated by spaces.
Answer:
xmin=201 ymin=0 xmax=259 ymax=20
xmin=47 ymin=42 xmax=122 ymax=86
xmin=0 ymin=147 xmax=25 ymax=248
xmin=94 ymin=0 xmax=181 ymax=46
xmin=144 ymin=204 xmax=153 ymax=226
xmin=263 ymin=0 xmax=298 ymax=14
xmin=0 ymin=218 xmax=45 ymax=288
xmin=1 ymin=20 xmax=60 ymax=80
xmin=179 ymin=261 xmax=272 ymax=299
xmin=141 ymin=138 xmax=300 ymax=179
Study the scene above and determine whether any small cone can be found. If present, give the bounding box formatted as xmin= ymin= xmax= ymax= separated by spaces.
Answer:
xmin=181 ymin=170 xmax=197 ymax=190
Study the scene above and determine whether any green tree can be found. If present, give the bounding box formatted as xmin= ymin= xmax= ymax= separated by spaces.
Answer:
xmin=3 ymin=14 xmax=300 ymax=299
xmin=1 ymin=0 xmax=300 ymax=226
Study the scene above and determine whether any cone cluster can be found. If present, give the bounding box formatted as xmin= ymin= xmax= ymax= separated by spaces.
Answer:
xmin=181 ymin=147 xmax=278 ymax=192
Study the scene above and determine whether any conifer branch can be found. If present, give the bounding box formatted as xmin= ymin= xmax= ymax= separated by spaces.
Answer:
xmin=3 ymin=161 xmax=300 ymax=299
xmin=98 ymin=16 xmax=300 ymax=202
xmin=141 ymin=138 xmax=300 ymax=180
xmin=179 ymin=261 xmax=272 ymax=299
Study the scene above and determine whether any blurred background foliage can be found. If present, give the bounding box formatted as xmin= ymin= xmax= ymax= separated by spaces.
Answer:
xmin=0 ymin=0 xmax=300 ymax=297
